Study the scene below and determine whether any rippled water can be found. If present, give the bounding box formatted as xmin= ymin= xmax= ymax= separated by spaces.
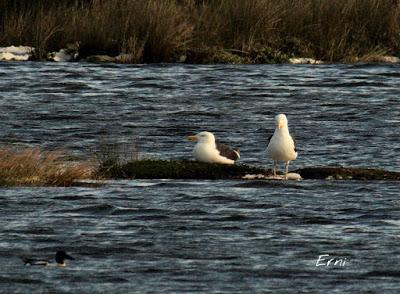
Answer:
xmin=1 ymin=62 xmax=400 ymax=293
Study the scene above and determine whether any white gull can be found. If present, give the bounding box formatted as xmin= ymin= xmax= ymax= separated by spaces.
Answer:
xmin=187 ymin=131 xmax=240 ymax=165
xmin=266 ymin=114 xmax=297 ymax=178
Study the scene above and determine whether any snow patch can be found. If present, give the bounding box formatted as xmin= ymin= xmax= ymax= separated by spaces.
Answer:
xmin=289 ymin=57 xmax=323 ymax=64
xmin=0 ymin=46 xmax=34 ymax=61
xmin=47 ymin=49 xmax=77 ymax=62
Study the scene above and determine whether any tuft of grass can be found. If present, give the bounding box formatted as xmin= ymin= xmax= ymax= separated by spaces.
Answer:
xmin=95 ymin=135 xmax=141 ymax=178
xmin=0 ymin=147 xmax=93 ymax=186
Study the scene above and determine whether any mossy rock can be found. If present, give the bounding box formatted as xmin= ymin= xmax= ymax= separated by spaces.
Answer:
xmin=296 ymin=167 xmax=400 ymax=181
xmin=99 ymin=159 xmax=270 ymax=179
xmin=98 ymin=160 xmax=400 ymax=181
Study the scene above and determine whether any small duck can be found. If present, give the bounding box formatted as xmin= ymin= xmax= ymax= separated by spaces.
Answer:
xmin=22 ymin=250 xmax=75 ymax=267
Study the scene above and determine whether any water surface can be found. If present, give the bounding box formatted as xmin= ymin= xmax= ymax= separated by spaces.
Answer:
xmin=0 ymin=62 xmax=399 ymax=293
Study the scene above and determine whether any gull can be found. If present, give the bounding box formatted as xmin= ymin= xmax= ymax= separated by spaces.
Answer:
xmin=266 ymin=114 xmax=297 ymax=178
xmin=187 ymin=131 xmax=240 ymax=164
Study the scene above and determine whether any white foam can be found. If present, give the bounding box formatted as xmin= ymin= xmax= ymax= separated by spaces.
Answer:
xmin=242 ymin=173 xmax=302 ymax=181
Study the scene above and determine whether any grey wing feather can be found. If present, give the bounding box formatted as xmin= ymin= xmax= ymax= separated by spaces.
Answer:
xmin=216 ymin=142 xmax=240 ymax=160
xmin=266 ymin=134 xmax=273 ymax=149
xmin=292 ymin=135 xmax=297 ymax=152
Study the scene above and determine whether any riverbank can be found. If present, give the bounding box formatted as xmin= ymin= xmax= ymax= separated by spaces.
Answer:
xmin=1 ymin=0 xmax=400 ymax=64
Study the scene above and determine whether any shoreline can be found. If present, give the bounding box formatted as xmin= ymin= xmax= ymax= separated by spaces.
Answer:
xmin=1 ymin=45 xmax=400 ymax=65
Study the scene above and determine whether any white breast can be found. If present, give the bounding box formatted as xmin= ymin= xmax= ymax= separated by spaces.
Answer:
xmin=193 ymin=143 xmax=235 ymax=164
xmin=267 ymin=131 xmax=297 ymax=162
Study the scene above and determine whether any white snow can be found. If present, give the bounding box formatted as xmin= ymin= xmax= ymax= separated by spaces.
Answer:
xmin=289 ymin=57 xmax=323 ymax=64
xmin=47 ymin=49 xmax=78 ymax=62
xmin=0 ymin=46 xmax=34 ymax=61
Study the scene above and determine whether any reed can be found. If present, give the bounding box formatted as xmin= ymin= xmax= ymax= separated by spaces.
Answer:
xmin=0 ymin=147 xmax=93 ymax=186
xmin=1 ymin=0 xmax=399 ymax=63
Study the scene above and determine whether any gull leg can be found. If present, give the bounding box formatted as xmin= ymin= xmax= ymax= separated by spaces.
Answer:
xmin=273 ymin=161 xmax=277 ymax=177
xmin=285 ymin=161 xmax=290 ymax=179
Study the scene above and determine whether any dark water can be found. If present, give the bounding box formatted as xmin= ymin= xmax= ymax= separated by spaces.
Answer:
xmin=0 ymin=62 xmax=400 ymax=293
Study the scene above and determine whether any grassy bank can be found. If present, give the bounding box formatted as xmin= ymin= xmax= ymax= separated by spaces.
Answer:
xmin=1 ymin=0 xmax=400 ymax=63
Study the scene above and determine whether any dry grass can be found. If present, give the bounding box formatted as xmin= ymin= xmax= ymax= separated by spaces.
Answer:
xmin=277 ymin=0 xmax=400 ymax=61
xmin=1 ymin=0 xmax=400 ymax=62
xmin=0 ymin=147 xmax=93 ymax=187
xmin=192 ymin=0 xmax=282 ymax=52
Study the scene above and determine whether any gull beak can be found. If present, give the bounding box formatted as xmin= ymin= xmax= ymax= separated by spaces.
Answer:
xmin=277 ymin=121 xmax=284 ymax=129
xmin=187 ymin=135 xmax=198 ymax=141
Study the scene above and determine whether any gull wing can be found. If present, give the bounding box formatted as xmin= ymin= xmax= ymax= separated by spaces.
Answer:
xmin=216 ymin=142 xmax=240 ymax=160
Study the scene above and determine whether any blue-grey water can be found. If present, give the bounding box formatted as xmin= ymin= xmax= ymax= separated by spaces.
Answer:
xmin=0 ymin=62 xmax=399 ymax=293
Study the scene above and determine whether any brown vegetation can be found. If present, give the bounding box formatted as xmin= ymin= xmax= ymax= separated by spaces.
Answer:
xmin=1 ymin=0 xmax=400 ymax=63
xmin=0 ymin=147 xmax=93 ymax=186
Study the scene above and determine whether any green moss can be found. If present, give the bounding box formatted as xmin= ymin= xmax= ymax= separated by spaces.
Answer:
xmin=98 ymin=159 xmax=270 ymax=179
xmin=98 ymin=160 xmax=400 ymax=181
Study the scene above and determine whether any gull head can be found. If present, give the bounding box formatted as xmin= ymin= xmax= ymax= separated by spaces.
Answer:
xmin=187 ymin=131 xmax=216 ymax=144
xmin=275 ymin=113 xmax=288 ymax=129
